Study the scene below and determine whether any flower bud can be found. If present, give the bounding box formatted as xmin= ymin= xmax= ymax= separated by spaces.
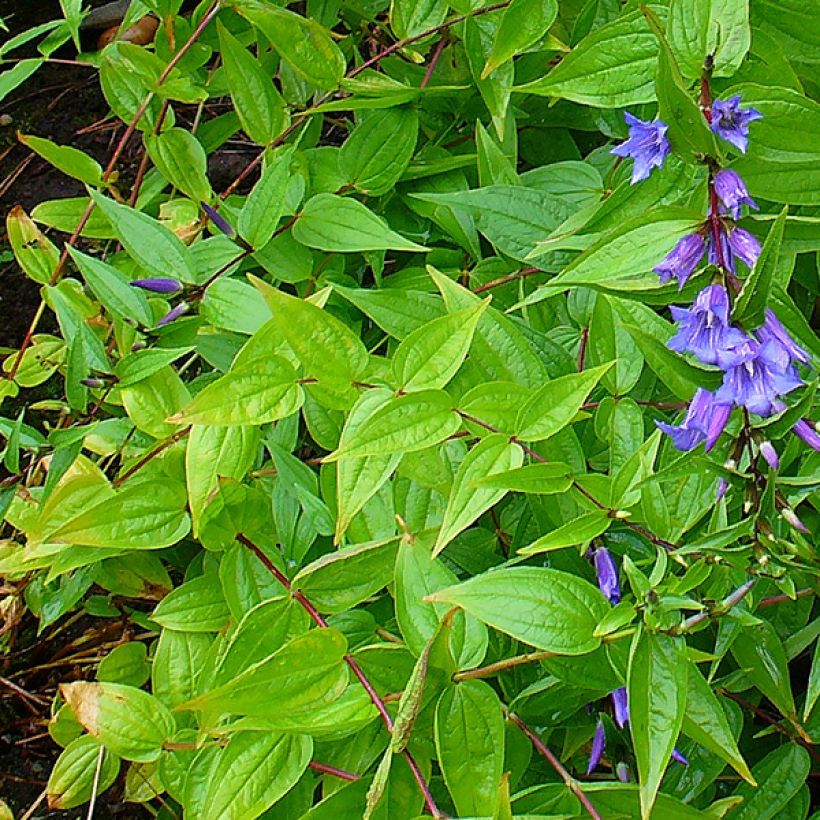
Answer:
xmin=80 ymin=377 xmax=105 ymax=389
xmin=202 ymin=201 xmax=235 ymax=237
xmin=671 ymin=749 xmax=689 ymax=766
xmin=587 ymin=721 xmax=606 ymax=774
xmin=131 ymin=278 xmax=183 ymax=294
xmin=781 ymin=507 xmax=809 ymax=534
xmin=759 ymin=440 xmax=779 ymax=471
xmin=593 ymin=547 xmax=621 ymax=605
xmin=615 ymin=762 xmax=630 ymax=783
xmin=156 ymin=302 xmax=190 ymax=327
xmin=611 ymin=687 xmax=629 ymax=728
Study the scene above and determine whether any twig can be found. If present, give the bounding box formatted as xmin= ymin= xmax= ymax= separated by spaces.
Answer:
xmin=474 ymin=266 xmax=540 ymax=294
xmin=112 ymin=427 xmax=191 ymax=488
xmin=420 ymin=37 xmax=448 ymax=89
xmin=757 ymin=588 xmax=813 ymax=608
xmin=309 ymin=760 xmax=361 ymax=781
xmin=577 ymin=326 xmax=589 ymax=371
xmin=507 ymin=712 xmax=602 ymax=820
xmin=236 ymin=534 xmax=442 ymax=818
xmin=453 ymin=650 xmax=555 ymax=681
xmin=669 ymin=577 xmax=757 ymax=635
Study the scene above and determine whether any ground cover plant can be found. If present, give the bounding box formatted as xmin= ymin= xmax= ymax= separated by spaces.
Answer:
xmin=0 ymin=0 xmax=818 ymax=817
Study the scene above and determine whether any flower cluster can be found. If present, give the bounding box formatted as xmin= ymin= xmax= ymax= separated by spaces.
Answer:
xmin=612 ymin=99 xmax=818 ymax=464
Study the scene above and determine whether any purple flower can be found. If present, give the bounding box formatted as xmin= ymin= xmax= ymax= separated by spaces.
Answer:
xmin=707 ymin=225 xmax=734 ymax=273
xmin=759 ymin=440 xmax=779 ymax=470
xmin=755 ymin=310 xmax=810 ymax=366
xmin=654 ymin=233 xmax=706 ymax=288
xmin=131 ymin=278 xmax=183 ymax=295
xmin=201 ymin=201 xmax=235 ymax=237
xmin=728 ymin=228 xmax=761 ymax=269
xmin=156 ymin=302 xmax=190 ymax=327
xmin=716 ymin=478 xmax=729 ymax=501
xmin=793 ymin=419 xmax=820 ymax=452
xmin=587 ymin=720 xmax=606 ymax=774
xmin=80 ymin=377 xmax=105 ymax=389
xmin=716 ymin=338 xmax=803 ymax=417
xmin=671 ymin=749 xmax=689 ymax=766
xmin=656 ymin=388 xmax=732 ymax=451
xmin=781 ymin=507 xmax=809 ymax=534
xmin=714 ymin=169 xmax=758 ymax=220
xmin=611 ymin=113 xmax=671 ymax=184
xmin=669 ymin=284 xmax=748 ymax=367
xmin=593 ymin=548 xmax=621 ymax=605
xmin=710 ymin=96 xmax=763 ymax=153
xmin=612 ymin=687 xmax=629 ymax=729
xmin=615 ymin=762 xmax=630 ymax=783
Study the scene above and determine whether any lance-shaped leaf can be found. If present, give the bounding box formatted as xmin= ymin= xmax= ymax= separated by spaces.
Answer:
xmin=47 ymin=736 xmax=120 ymax=810
xmin=19 ymin=133 xmax=103 ymax=186
xmin=729 ymin=744 xmax=810 ymax=820
xmin=475 ymin=461 xmax=574 ymax=495
xmin=151 ymin=574 xmax=230 ymax=633
xmin=682 ymin=661 xmax=755 ymax=784
xmin=170 ymin=356 xmax=301 ymax=426
xmin=238 ymin=147 xmax=294 ymax=249
xmin=627 ymin=630 xmax=687 ymax=820
xmin=483 ymin=0 xmax=558 ymax=78
xmin=428 ymin=567 xmax=609 ymax=655
xmin=514 ymin=363 xmax=612 ymax=441
xmin=518 ymin=511 xmax=612 ymax=555
xmin=326 ymin=390 xmax=461 ymax=461
xmin=144 ymin=127 xmax=211 ymax=203
xmin=434 ymin=434 xmax=523 ymax=556
xmin=251 ymin=276 xmax=369 ymax=384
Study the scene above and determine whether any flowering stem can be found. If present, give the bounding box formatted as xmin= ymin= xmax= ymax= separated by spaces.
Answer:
xmin=507 ymin=712 xmax=602 ymax=820
xmin=236 ymin=534 xmax=443 ymax=818
xmin=668 ymin=577 xmax=757 ymax=635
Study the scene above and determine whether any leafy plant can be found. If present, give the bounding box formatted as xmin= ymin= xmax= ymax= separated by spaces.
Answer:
xmin=1 ymin=0 xmax=818 ymax=818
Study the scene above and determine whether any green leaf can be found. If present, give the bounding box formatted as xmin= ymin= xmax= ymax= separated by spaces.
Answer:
xmin=518 ymin=511 xmax=612 ymax=555
xmin=238 ymin=147 xmax=294 ymax=249
xmin=412 ymin=186 xmax=571 ymax=261
xmin=627 ymin=630 xmax=687 ymax=820
xmin=733 ymin=205 xmax=787 ymax=328
xmin=530 ymin=208 xmax=701 ymax=288
xmin=730 ymin=620 xmax=796 ymax=720
xmin=46 ymin=481 xmax=190 ymax=550
xmin=516 ymin=8 xmax=664 ymax=107
xmin=197 ymin=732 xmax=312 ymax=820
xmin=217 ymin=21 xmax=288 ymax=146
xmin=804 ymin=640 xmax=820 ymax=722
xmin=19 ymin=133 xmax=103 ymax=186
xmin=293 ymin=194 xmax=428 ymax=253
xmin=392 ymin=301 xmax=487 ymax=391
xmin=514 ymin=363 xmax=612 ymax=441
xmin=483 ymin=0 xmax=558 ymax=78
xmin=60 ymin=681 xmax=175 ymax=762
xmin=186 ymin=425 xmax=259 ymax=536
xmin=390 ymin=0 xmax=448 ymax=39
xmin=428 ymin=567 xmax=609 ymax=654
xmin=152 ymin=630 xmax=213 ymax=709
xmin=327 ymin=390 xmax=461 ymax=461
xmin=144 ymin=128 xmax=211 ymax=203
xmin=0 ymin=59 xmax=44 ymax=105
xmin=396 ymin=535 xmax=488 ymax=668
xmin=233 ymin=0 xmax=346 ymax=91
xmin=89 ymin=190 xmax=197 ymax=283
xmin=340 ymin=107 xmax=419 ymax=196
xmin=729 ymin=744 xmax=810 ymax=820
xmin=97 ymin=642 xmax=150 ymax=687
xmin=667 ymin=0 xmax=750 ymax=79
xmin=68 ymin=247 xmax=153 ymax=327
xmin=182 ymin=628 xmax=349 ymax=718
xmin=682 ymin=661 xmax=755 ymax=784
xmin=6 ymin=205 xmax=59 ymax=284
xmin=435 ymin=680 xmax=505 ymax=815
xmin=644 ymin=8 xmax=718 ymax=159
xmin=47 ymin=736 xmax=119 ymax=810
xmin=151 ymin=574 xmax=230 ymax=632
xmin=293 ymin=537 xmax=400 ymax=613
xmin=251 ymin=277 xmax=369 ymax=383
xmin=474 ymin=461 xmax=574 ymax=495
xmin=171 ymin=355 xmax=301 ymax=425
xmin=434 ymin=434 xmax=523 ymax=556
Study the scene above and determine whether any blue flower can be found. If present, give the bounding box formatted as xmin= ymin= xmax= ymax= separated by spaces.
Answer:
xmin=716 ymin=338 xmax=803 ymax=417
xmin=728 ymin=227 xmax=761 ymax=269
xmin=654 ymin=233 xmax=705 ymax=288
xmin=710 ymin=96 xmax=763 ymax=153
xmin=671 ymin=749 xmax=689 ymax=766
xmin=611 ymin=113 xmax=671 ymax=184
xmin=759 ymin=440 xmax=779 ymax=470
xmin=668 ymin=284 xmax=748 ymax=367
xmin=201 ymin=201 xmax=235 ymax=238
xmin=593 ymin=547 xmax=621 ymax=605
xmin=707 ymin=225 xmax=734 ymax=273
xmin=156 ymin=302 xmax=191 ymax=327
xmin=656 ymin=388 xmax=732 ymax=451
xmin=714 ymin=169 xmax=758 ymax=220
xmin=587 ymin=720 xmax=606 ymax=774
xmin=612 ymin=687 xmax=629 ymax=728
xmin=755 ymin=310 xmax=810 ymax=366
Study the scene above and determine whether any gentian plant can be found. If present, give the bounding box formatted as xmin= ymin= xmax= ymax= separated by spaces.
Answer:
xmin=0 ymin=2 xmax=817 ymax=819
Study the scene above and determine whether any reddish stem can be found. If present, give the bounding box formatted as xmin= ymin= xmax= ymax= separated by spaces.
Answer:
xmin=236 ymin=534 xmax=442 ymax=817
xmin=420 ymin=37 xmax=448 ymax=89
xmin=309 ymin=761 xmax=360 ymax=781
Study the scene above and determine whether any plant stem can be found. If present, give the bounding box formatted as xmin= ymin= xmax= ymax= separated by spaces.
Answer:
xmin=473 ymin=266 xmax=540 ymax=294
xmin=309 ymin=760 xmax=361 ymax=781
xmin=236 ymin=534 xmax=443 ymax=818
xmin=453 ymin=650 xmax=555 ymax=681
xmin=669 ymin=577 xmax=757 ymax=635
xmin=112 ymin=426 xmax=191 ymax=488
xmin=507 ymin=712 xmax=602 ymax=820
